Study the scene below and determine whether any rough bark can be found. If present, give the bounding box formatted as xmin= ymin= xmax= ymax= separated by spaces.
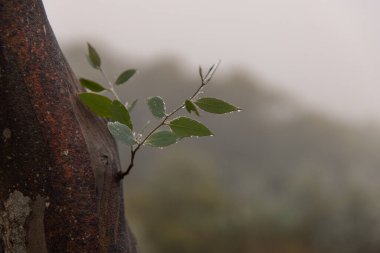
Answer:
xmin=0 ymin=0 xmax=138 ymax=252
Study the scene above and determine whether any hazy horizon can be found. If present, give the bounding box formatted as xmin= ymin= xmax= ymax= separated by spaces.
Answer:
xmin=43 ymin=0 xmax=380 ymax=124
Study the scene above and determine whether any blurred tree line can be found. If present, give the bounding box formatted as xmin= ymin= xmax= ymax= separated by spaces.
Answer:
xmin=64 ymin=43 xmax=380 ymax=253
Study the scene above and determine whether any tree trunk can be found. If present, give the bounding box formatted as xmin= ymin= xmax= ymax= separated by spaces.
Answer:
xmin=0 ymin=1 xmax=138 ymax=252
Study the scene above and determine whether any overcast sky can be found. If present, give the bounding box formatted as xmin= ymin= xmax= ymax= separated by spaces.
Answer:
xmin=43 ymin=0 xmax=380 ymax=123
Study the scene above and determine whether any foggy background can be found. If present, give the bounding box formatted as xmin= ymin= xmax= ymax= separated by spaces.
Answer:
xmin=44 ymin=0 xmax=380 ymax=123
xmin=44 ymin=0 xmax=380 ymax=252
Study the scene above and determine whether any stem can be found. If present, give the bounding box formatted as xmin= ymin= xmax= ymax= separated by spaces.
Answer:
xmin=117 ymin=146 xmax=137 ymax=179
xmin=118 ymin=61 xmax=221 ymax=179
xmin=117 ymin=81 xmax=206 ymax=179
xmin=99 ymin=67 xmax=121 ymax=101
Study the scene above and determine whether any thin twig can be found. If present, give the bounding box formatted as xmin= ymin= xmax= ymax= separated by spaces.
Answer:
xmin=99 ymin=67 xmax=121 ymax=101
xmin=117 ymin=62 xmax=221 ymax=179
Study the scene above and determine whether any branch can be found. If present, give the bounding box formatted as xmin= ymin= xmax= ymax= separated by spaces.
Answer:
xmin=116 ymin=64 xmax=218 ymax=179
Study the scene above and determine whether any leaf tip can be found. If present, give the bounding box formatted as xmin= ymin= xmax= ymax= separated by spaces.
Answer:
xmin=86 ymin=42 xmax=101 ymax=69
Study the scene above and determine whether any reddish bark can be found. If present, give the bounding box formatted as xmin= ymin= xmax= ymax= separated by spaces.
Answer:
xmin=0 ymin=0 xmax=137 ymax=252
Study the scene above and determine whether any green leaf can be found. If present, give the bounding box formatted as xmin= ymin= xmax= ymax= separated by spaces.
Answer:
xmin=79 ymin=78 xmax=106 ymax=92
xmin=79 ymin=93 xmax=112 ymax=118
xmin=147 ymin=96 xmax=166 ymax=118
xmin=111 ymin=100 xmax=133 ymax=130
xmin=115 ymin=69 xmax=136 ymax=85
xmin=127 ymin=99 xmax=138 ymax=112
xmin=185 ymin=100 xmax=199 ymax=116
xmin=87 ymin=43 xmax=101 ymax=69
xmin=169 ymin=117 xmax=213 ymax=137
xmin=107 ymin=122 xmax=136 ymax=146
xmin=145 ymin=131 xmax=177 ymax=147
xmin=194 ymin=97 xmax=239 ymax=114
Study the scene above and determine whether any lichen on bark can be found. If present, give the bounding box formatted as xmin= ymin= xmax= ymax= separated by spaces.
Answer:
xmin=0 ymin=191 xmax=31 ymax=253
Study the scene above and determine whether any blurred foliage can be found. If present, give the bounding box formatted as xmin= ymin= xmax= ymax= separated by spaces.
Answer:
xmin=64 ymin=44 xmax=380 ymax=253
